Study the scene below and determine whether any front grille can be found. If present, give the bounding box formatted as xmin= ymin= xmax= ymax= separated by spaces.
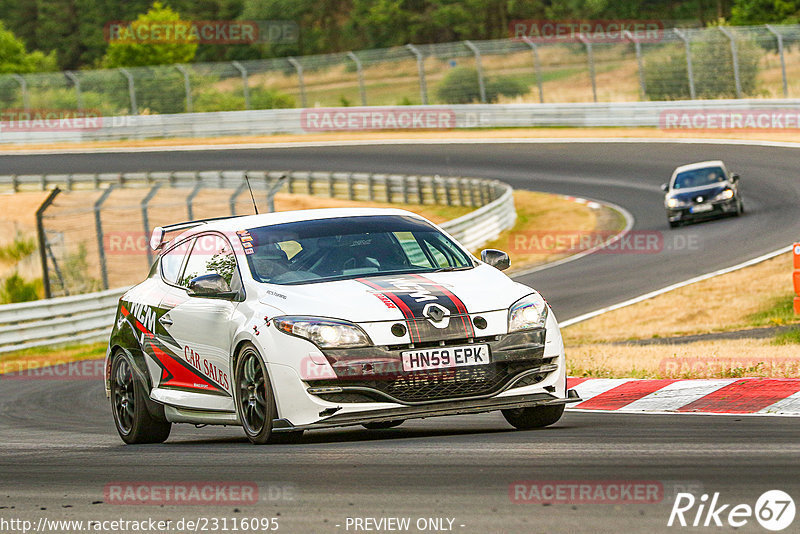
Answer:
xmin=312 ymin=360 xmax=551 ymax=404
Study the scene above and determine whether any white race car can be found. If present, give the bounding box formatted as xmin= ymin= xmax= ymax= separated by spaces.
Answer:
xmin=105 ymin=208 xmax=577 ymax=444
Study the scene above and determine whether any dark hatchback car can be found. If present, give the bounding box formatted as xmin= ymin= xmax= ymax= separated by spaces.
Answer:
xmin=661 ymin=160 xmax=744 ymax=228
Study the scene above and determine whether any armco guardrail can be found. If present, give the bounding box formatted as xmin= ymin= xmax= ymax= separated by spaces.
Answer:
xmin=1 ymin=99 xmax=799 ymax=144
xmin=1 ymin=172 xmax=515 ymax=352
xmin=0 ymin=287 xmax=125 ymax=354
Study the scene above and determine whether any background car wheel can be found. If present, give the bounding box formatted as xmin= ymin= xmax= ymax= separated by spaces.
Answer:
xmin=668 ymin=221 xmax=680 ymax=228
xmin=363 ymin=420 xmax=404 ymax=430
xmin=502 ymin=404 xmax=565 ymax=430
xmin=110 ymin=351 xmax=171 ymax=444
xmin=736 ymin=199 xmax=744 ymax=216
xmin=235 ymin=344 xmax=276 ymax=445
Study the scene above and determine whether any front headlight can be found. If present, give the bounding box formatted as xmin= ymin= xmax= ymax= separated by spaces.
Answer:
xmin=508 ymin=293 xmax=548 ymax=332
xmin=273 ymin=316 xmax=372 ymax=348
xmin=666 ymin=197 xmax=685 ymax=208
xmin=714 ymin=188 xmax=735 ymax=201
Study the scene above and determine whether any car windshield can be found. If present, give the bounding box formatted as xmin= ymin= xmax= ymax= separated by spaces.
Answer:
xmin=672 ymin=166 xmax=726 ymax=190
xmin=239 ymin=215 xmax=474 ymax=285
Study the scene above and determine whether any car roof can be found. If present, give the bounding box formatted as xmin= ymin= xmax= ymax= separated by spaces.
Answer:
xmin=170 ymin=207 xmax=430 ymax=243
xmin=672 ymin=160 xmax=726 ymax=175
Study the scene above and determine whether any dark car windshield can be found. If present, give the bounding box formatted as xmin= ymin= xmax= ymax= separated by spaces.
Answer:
xmin=239 ymin=215 xmax=474 ymax=285
xmin=672 ymin=166 xmax=726 ymax=190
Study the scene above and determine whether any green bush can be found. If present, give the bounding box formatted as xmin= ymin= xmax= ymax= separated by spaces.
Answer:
xmin=0 ymin=273 xmax=42 ymax=303
xmin=193 ymin=91 xmax=246 ymax=112
xmin=644 ymin=36 xmax=763 ymax=100
xmin=250 ymin=88 xmax=295 ymax=109
xmin=436 ymin=66 xmax=530 ymax=104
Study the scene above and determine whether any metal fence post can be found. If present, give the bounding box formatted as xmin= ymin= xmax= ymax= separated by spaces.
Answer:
xmin=266 ymin=174 xmax=287 ymax=212
xmin=175 ymin=65 xmax=193 ymax=112
xmin=347 ymin=52 xmax=367 ymax=106
xmin=287 ymin=57 xmax=307 ymax=108
xmin=718 ymin=27 xmax=742 ymax=98
xmin=119 ymin=68 xmax=138 ymax=115
xmin=522 ymin=37 xmax=544 ymax=103
xmin=231 ymin=61 xmax=251 ymax=110
xmin=10 ymin=74 xmax=29 ymax=111
xmin=765 ymin=25 xmax=788 ymax=97
xmin=187 ymin=181 xmax=202 ymax=220
xmin=624 ymin=31 xmax=646 ymax=100
xmin=36 ymin=187 xmax=61 ymax=298
xmin=229 ymin=181 xmax=248 ymax=215
xmin=405 ymin=44 xmax=428 ymax=105
xmin=577 ymin=35 xmax=597 ymax=102
xmin=464 ymin=41 xmax=487 ymax=103
xmin=94 ymin=185 xmax=116 ymax=290
xmin=141 ymin=183 xmax=161 ymax=266
xmin=64 ymin=71 xmax=83 ymax=110
xmin=673 ymin=29 xmax=696 ymax=99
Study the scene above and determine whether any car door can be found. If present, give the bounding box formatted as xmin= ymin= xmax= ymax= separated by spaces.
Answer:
xmin=154 ymin=233 xmax=241 ymax=411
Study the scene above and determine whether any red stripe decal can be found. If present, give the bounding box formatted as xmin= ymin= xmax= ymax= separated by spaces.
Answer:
xmin=410 ymin=274 xmax=474 ymax=338
xmin=677 ymin=379 xmax=800 ymax=413
xmin=357 ymin=278 xmax=421 ymax=342
xmin=576 ymin=379 xmax=678 ymax=410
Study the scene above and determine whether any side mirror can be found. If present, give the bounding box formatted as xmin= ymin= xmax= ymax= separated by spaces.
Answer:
xmin=660 ymin=183 xmax=669 ymax=192
xmin=187 ymin=273 xmax=237 ymax=299
xmin=730 ymin=173 xmax=740 ymax=182
xmin=481 ymin=249 xmax=510 ymax=271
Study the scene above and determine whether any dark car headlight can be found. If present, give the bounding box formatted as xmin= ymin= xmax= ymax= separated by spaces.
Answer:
xmin=713 ymin=188 xmax=735 ymax=201
xmin=666 ymin=197 xmax=687 ymax=209
xmin=508 ymin=293 xmax=549 ymax=332
xmin=273 ymin=316 xmax=372 ymax=348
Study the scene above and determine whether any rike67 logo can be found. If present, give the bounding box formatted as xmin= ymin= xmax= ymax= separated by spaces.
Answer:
xmin=668 ymin=490 xmax=795 ymax=531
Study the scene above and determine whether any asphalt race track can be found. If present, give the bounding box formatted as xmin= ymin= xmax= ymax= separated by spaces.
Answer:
xmin=1 ymin=140 xmax=799 ymax=532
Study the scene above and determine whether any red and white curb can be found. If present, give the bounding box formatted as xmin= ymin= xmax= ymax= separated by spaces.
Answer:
xmin=566 ymin=378 xmax=800 ymax=416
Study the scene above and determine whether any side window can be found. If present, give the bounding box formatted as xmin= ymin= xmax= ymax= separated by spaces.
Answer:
xmin=179 ymin=234 xmax=237 ymax=287
xmin=393 ymin=231 xmax=432 ymax=268
xmin=160 ymin=239 xmax=193 ymax=284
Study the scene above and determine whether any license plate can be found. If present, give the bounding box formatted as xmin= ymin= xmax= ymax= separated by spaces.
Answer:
xmin=401 ymin=344 xmax=490 ymax=372
xmin=691 ymin=204 xmax=713 ymax=213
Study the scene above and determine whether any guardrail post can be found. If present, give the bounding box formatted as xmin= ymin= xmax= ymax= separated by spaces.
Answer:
xmin=347 ymin=172 xmax=355 ymax=200
xmin=405 ymin=44 xmax=428 ymax=105
xmin=624 ymin=31 xmax=646 ymax=100
xmin=402 ymin=176 xmax=410 ymax=204
xmin=287 ymin=57 xmax=307 ymax=108
xmin=673 ymin=29 xmax=696 ymax=100
xmin=415 ymin=176 xmax=423 ymax=204
xmin=521 ymin=37 xmax=544 ymax=103
xmin=186 ymin=181 xmax=202 ymax=220
xmin=367 ymin=174 xmax=375 ymax=201
xmin=64 ymin=71 xmax=84 ymax=110
xmin=442 ymin=176 xmax=452 ymax=206
xmin=229 ymin=181 xmax=248 ymax=215
xmin=464 ymin=41 xmax=487 ymax=103
xmin=765 ymin=25 xmax=788 ymax=97
xmin=457 ymin=178 xmax=466 ymax=206
xmin=141 ymin=183 xmax=161 ymax=266
xmin=175 ymin=65 xmax=193 ymax=112
xmin=231 ymin=61 xmax=251 ymax=110
xmin=430 ymin=176 xmax=439 ymax=205
xmin=347 ymin=52 xmax=367 ymax=106
xmin=577 ymin=35 xmax=597 ymax=103
xmin=36 ymin=187 xmax=61 ymax=298
xmin=718 ymin=27 xmax=742 ymax=98
xmin=94 ymin=185 xmax=116 ymax=290
xmin=118 ymin=68 xmax=138 ymax=115
xmin=328 ymin=172 xmax=335 ymax=197
xmin=307 ymin=173 xmax=314 ymax=195
xmin=385 ymin=176 xmax=393 ymax=203
xmin=10 ymin=74 xmax=29 ymax=111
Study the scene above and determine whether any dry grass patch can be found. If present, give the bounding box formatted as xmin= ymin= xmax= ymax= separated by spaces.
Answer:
xmin=563 ymin=252 xmax=798 ymax=345
xmin=568 ymin=336 xmax=800 ymax=379
xmin=0 ymin=342 xmax=106 ymax=375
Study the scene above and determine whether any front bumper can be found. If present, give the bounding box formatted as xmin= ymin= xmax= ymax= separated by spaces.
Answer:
xmin=272 ymin=389 xmax=581 ymax=431
xmin=667 ymin=198 xmax=738 ymax=222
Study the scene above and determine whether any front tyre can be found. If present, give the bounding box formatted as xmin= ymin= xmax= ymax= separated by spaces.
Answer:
xmin=363 ymin=420 xmax=404 ymax=430
xmin=110 ymin=351 xmax=171 ymax=444
xmin=502 ymin=404 xmax=565 ymax=430
xmin=235 ymin=344 xmax=276 ymax=444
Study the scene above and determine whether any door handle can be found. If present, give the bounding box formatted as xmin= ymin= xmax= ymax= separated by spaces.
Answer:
xmin=159 ymin=316 xmax=173 ymax=326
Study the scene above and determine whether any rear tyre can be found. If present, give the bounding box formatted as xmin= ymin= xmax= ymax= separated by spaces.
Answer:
xmin=736 ymin=199 xmax=744 ymax=216
xmin=668 ymin=220 xmax=680 ymax=228
xmin=502 ymin=404 xmax=565 ymax=430
xmin=363 ymin=420 xmax=404 ymax=430
xmin=235 ymin=344 xmax=276 ymax=445
xmin=110 ymin=351 xmax=171 ymax=444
